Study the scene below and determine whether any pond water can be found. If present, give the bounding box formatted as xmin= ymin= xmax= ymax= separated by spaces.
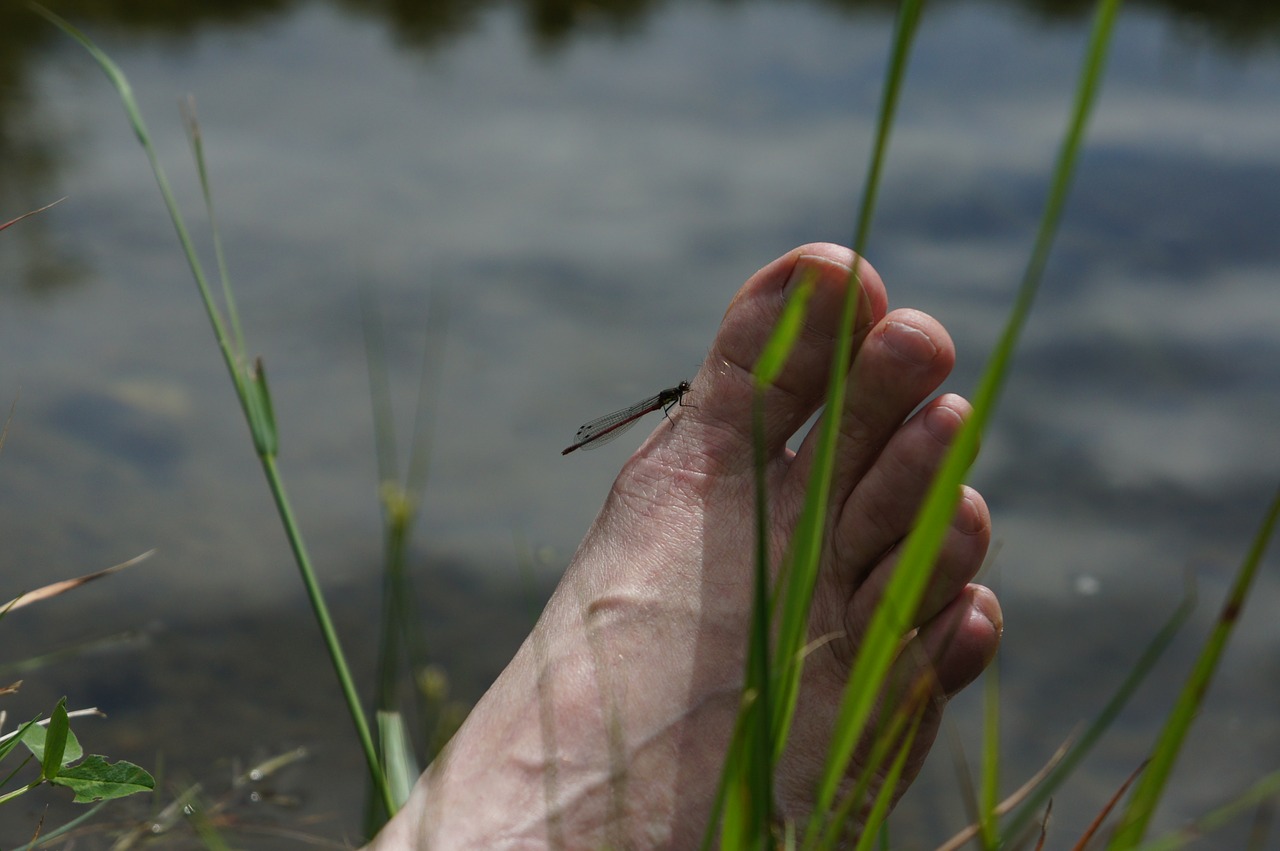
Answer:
xmin=1 ymin=0 xmax=1278 ymax=846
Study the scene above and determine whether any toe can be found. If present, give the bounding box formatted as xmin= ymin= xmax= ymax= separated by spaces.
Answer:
xmin=682 ymin=244 xmax=887 ymax=474
xmin=901 ymin=583 xmax=1003 ymax=698
xmin=788 ymin=310 xmax=956 ymax=501
xmin=828 ymin=393 xmax=977 ymax=586
xmin=870 ymin=584 xmax=1001 ymax=792
xmin=838 ymin=485 xmax=992 ymax=638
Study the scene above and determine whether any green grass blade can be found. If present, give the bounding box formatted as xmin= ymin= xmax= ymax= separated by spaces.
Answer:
xmin=848 ymin=711 xmax=921 ymax=851
xmin=1127 ymin=769 xmax=1280 ymax=851
xmin=1000 ymin=586 xmax=1194 ymax=843
xmin=774 ymin=0 xmax=925 ymax=713
xmin=850 ymin=0 xmax=923 ymax=255
xmin=1109 ymin=484 xmax=1280 ymax=847
xmin=258 ymin=452 xmax=396 ymax=817
xmin=979 ymin=656 xmax=1000 ymax=848
xmin=377 ymin=710 xmax=421 ymax=809
xmin=746 ymin=391 xmax=775 ymax=841
xmin=359 ymin=286 xmax=448 ymax=834
xmin=6 ymin=720 xmax=37 ymax=759
xmin=710 ymin=274 xmax=817 ymax=846
xmin=754 ymin=275 xmax=816 ymax=389
xmin=39 ymin=699 xmax=70 ymax=782
xmin=701 ymin=705 xmax=751 ymax=851
xmin=29 ymin=5 xmax=238 ymax=375
xmin=246 ymin=357 xmax=280 ymax=457
xmin=815 ymin=680 xmax=928 ymax=851
xmin=183 ymin=98 xmax=246 ymax=359
xmin=35 ymin=7 xmax=397 ymax=821
xmin=807 ymin=0 xmax=1121 ymax=838
xmin=10 ymin=803 xmax=108 ymax=850
xmin=772 ymin=2 xmax=927 ymax=823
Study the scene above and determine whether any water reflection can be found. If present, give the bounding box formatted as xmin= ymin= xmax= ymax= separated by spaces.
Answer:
xmin=0 ymin=0 xmax=1277 ymax=846
xmin=5 ymin=0 xmax=1280 ymax=52
xmin=3 ymin=0 xmax=1276 ymax=292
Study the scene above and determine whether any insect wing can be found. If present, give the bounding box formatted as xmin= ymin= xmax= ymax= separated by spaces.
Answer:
xmin=570 ymin=392 xmax=666 ymax=451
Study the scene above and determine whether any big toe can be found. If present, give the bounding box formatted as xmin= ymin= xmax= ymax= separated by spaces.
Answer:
xmin=684 ymin=244 xmax=888 ymax=474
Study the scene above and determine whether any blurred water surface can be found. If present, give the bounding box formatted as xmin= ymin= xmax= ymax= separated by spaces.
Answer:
xmin=1 ymin=1 xmax=1277 ymax=846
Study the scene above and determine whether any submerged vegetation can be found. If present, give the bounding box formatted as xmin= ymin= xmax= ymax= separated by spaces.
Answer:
xmin=1 ymin=0 xmax=1275 ymax=846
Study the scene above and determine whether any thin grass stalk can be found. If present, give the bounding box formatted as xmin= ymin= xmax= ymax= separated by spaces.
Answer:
xmin=360 ymin=293 xmax=406 ymax=828
xmin=814 ymin=676 xmax=930 ymax=851
xmin=979 ymin=657 xmax=1001 ymax=848
xmin=9 ymin=803 xmax=107 ymax=851
xmin=361 ymin=290 xmax=410 ymax=730
xmin=1127 ymin=769 xmax=1280 ymax=851
xmin=749 ymin=389 xmax=776 ymax=840
xmin=770 ymin=0 xmax=927 ymax=806
xmin=1108 ymin=484 xmax=1280 ymax=848
xmin=29 ymin=8 xmax=239 ymax=393
xmin=1000 ymin=588 xmax=1194 ymax=843
xmin=183 ymin=98 xmax=246 ymax=358
xmin=257 ymin=454 xmax=395 ymax=814
xmin=714 ymin=276 xmax=817 ymax=846
xmin=807 ymin=0 xmax=1121 ymax=839
xmin=770 ymin=0 xmax=925 ymax=751
xmin=703 ymin=709 xmax=752 ymax=851
xmin=0 ymin=197 xmax=65 ymax=233
xmin=848 ymin=709 xmax=922 ymax=851
xmin=32 ymin=6 xmax=396 ymax=817
xmin=1072 ymin=762 xmax=1148 ymax=851
xmin=361 ymin=287 xmax=447 ymax=833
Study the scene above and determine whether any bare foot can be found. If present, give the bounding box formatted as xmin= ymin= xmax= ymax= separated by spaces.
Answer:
xmin=368 ymin=244 xmax=1002 ymax=849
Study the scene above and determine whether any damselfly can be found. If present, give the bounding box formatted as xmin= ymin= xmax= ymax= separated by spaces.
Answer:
xmin=561 ymin=381 xmax=692 ymax=455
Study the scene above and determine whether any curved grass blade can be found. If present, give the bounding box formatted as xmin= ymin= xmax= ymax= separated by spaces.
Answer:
xmin=32 ymin=4 xmax=396 ymax=818
xmin=713 ymin=275 xmax=818 ymax=849
xmin=1000 ymin=586 xmax=1194 ymax=842
xmin=806 ymin=0 xmax=1122 ymax=840
xmin=815 ymin=677 xmax=930 ymax=851
xmin=10 ymin=802 xmax=107 ymax=851
xmin=183 ymin=98 xmax=246 ymax=359
xmin=978 ymin=654 xmax=1002 ymax=848
xmin=766 ymin=0 xmax=927 ymax=835
xmin=39 ymin=699 xmax=70 ymax=782
xmin=0 ymin=197 xmax=64 ymax=233
xmin=848 ymin=711 xmax=921 ymax=851
xmin=1127 ymin=769 xmax=1280 ymax=851
xmin=1108 ymin=484 xmax=1280 ymax=848
xmin=1072 ymin=760 xmax=1148 ymax=851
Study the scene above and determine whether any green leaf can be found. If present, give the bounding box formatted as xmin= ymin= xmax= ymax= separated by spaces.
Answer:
xmin=48 ymin=755 xmax=155 ymax=803
xmin=40 ymin=699 xmax=70 ymax=781
xmin=246 ymin=357 xmax=280 ymax=457
xmin=21 ymin=705 xmax=83 ymax=772
xmin=377 ymin=710 xmax=419 ymax=809
xmin=0 ymin=717 xmax=41 ymax=762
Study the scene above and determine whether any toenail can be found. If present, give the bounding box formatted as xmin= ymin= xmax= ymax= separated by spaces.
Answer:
xmin=924 ymin=403 xmax=963 ymax=443
xmin=883 ymin=321 xmax=938 ymax=365
xmin=788 ymin=254 xmax=851 ymax=294
xmin=955 ymin=494 xmax=986 ymax=534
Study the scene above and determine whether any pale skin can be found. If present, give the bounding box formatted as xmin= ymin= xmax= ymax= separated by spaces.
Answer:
xmin=367 ymin=244 xmax=1002 ymax=849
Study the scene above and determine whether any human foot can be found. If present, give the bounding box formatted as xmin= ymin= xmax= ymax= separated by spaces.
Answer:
xmin=368 ymin=244 xmax=1002 ymax=849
